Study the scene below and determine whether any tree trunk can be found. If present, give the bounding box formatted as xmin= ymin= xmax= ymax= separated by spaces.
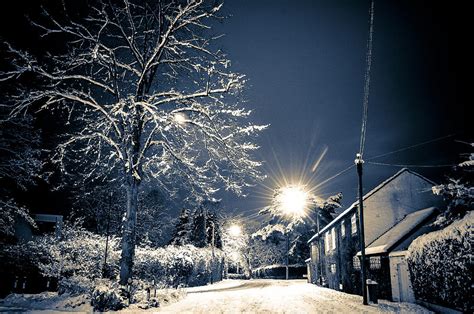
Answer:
xmin=120 ymin=177 xmax=140 ymax=285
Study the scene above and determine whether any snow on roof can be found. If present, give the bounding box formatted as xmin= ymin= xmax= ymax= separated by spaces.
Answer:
xmin=356 ymin=207 xmax=437 ymax=256
xmin=308 ymin=168 xmax=435 ymax=244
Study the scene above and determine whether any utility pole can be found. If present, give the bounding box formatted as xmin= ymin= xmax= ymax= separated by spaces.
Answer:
xmin=355 ymin=153 xmax=368 ymax=305
xmin=285 ymin=229 xmax=289 ymax=280
xmin=316 ymin=210 xmax=323 ymax=285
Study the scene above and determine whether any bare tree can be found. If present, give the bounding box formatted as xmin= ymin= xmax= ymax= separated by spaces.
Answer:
xmin=0 ymin=0 xmax=267 ymax=284
xmin=0 ymin=112 xmax=41 ymax=240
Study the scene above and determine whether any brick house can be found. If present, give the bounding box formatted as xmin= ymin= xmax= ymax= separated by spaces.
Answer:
xmin=307 ymin=168 xmax=443 ymax=301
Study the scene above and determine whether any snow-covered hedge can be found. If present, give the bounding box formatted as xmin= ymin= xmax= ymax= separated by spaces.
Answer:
xmin=0 ymin=223 xmax=121 ymax=295
xmin=1 ymin=225 xmax=224 ymax=297
xmin=252 ymin=264 xmax=306 ymax=279
xmin=134 ymin=244 xmax=224 ymax=287
xmin=407 ymin=211 xmax=473 ymax=312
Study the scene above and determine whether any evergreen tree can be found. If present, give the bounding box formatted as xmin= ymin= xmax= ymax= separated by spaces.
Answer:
xmin=170 ymin=208 xmax=192 ymax=246
xmin=432 ymin=142 xmax=473 ymax=226
xmin=206 ymin=211 xmax=223 ymax=249
xmin=190 ymin=206 xmax=207 ymax=248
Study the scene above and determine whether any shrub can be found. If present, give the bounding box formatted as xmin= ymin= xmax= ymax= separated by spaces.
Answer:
xmin=407 ymin=211 xmax=473 ymax=312
xmin=91 ymin=281 xmax=127 ymax=311
xmin=0 ymin=223 xmax=120 ymax=296
xmin=134 ymin=244 xmax=223 ymax=287
xmin=58 ymin=276 xmax=93 ymax=296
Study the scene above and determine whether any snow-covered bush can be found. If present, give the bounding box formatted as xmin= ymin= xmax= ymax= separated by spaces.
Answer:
xmin=0 ymin=222 xmax=120 ymax=296
xmin=407 ymin=211 xmax=473 ymax=312
xmin=58 ymin=276 xmax=92 ymax=296
xmin=91 ymin=280 xmax=127 ymax=311
xmin=32 ymin=223 xmax=121 ymax=295
xmin=252 ymin=264 xmax=306 ymax=279
xmin=134 ymin=244 xmax=223 ymax=287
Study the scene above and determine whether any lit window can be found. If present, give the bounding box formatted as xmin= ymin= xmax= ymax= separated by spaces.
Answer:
xmin=370 ymin=256 xmax=381 ymax=269
xmin=351 ymin=214 xmax=357 ymax=234
xmin=341 ymin=221 xmax=345 ymax=237
xmin=331 ymin=227 xmax=336 ymax=250
xmin=325 ymin=232 xmax=330 ymax=253
xmin=330 ymin=264 xmax=336 ymax=274
xmin=353 ymin=256 xmax=361 ymax=270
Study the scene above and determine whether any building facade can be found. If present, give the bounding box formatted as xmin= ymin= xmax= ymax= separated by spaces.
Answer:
xmin=307 ymin=168 xmax=443 ymax=301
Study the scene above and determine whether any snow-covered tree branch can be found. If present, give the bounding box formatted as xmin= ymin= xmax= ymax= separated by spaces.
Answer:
xmin=0 ymin=0 xmax=267 ymax=284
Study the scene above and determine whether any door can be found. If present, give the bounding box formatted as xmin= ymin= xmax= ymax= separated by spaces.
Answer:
xmin=397 ymin=262 xmax=415 ymax=302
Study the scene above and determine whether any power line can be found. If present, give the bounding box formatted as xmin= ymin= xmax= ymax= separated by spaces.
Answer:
xmin=366 ymin=134 xmax=455 ymax=161
xmin=367 ymin=161 xmax=456 ymax=168
xmin=359 ymin=0 xmax=375 ymax=156
xmin=313 ymin=164 xmax=355 ymax=190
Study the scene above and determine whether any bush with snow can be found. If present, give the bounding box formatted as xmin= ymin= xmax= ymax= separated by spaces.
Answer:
xmin=91 ymin=280 xmax=127 ymax=311
xmin=134 ymin=244 xmax=223 ymax=287
xmin=35 ymin=223 xmax=120 ymax=295
xmin=0 ymin=222 xmax=120 ymax=296
xmin=407 ymin=211 xmax=473 ymax=312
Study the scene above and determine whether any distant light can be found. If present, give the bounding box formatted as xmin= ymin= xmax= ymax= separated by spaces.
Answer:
xmin=173 ymin=112 xmax=187 ymax=125
xmin=228 ymin=224 xmax=242 ymax=237
xmin=276 ymin=185 xmax=308 ymax=218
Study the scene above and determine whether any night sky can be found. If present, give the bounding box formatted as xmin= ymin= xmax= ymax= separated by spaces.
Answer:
xmin=1 ymin=1 xmax=470 ymax=219
xmin=215 ymin=0 xmax=470 ymax=218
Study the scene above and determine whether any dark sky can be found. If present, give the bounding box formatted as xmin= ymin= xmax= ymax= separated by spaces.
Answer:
xmin=215 ymin=0 xmax=470 ymax=218
xmin=1 ymin=0 xmax=470 ymax=219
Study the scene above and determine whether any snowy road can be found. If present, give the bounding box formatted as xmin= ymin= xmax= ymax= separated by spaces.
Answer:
xmin=158 ymin=279 xmax=432 ymax=313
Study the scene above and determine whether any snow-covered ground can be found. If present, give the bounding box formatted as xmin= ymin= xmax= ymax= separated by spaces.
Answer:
xmin=0 ymin=279 xmax=432 ymax=313
xmin=159 ymin=279 xmax=432 ymax=313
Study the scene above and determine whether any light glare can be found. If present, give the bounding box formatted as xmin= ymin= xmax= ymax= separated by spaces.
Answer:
xmin=276 ymin=185 xmax=308 ymax=217
xmin=173 ymin=113 xmax=187 ymax=125
xmin=228 ymin=224 xmax=242 ymax=237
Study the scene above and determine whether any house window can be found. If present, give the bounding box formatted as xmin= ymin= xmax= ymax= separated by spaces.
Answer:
xmin=353 ymin=256 xmax=361 ymax=270
xmin=311 ymin=243 xmax=318 ymax=261
xmin=331 ymin=227 xmax=336 ymax=250
xmin=370 ymin=256 xmax=381 ymax=270
xmin=330 ymin=264 xmax=336 ymax=274
xmin=324 ymin=232 xmax=330 ymax=253
xmin=341 ymin=221 xmax=345 ymax=238
xmin=351 ymin=214 xmax=357 ymax=234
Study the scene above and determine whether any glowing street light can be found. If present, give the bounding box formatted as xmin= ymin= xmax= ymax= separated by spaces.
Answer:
xmin=228 ymin=224 xmax=242 ymax=237
xmin=275 ymin=185 xmax=309 ymax=218
xmin=173 ymin=112 xmax=187 ymax=125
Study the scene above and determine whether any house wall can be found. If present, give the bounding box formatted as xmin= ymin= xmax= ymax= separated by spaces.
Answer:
xmin=315 ymin=210 xmax=361 ymax=293
xmin=308 ymin=170 xmax=442 ymax=301
xmin=363 ymin=171 xmax=442 ymax=245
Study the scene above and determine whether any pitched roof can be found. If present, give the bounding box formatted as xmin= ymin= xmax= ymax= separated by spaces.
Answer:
xmin=356 ymin=206 xmax=437 ymax=255
xmin=308 ymin=168 xmax=436 ymax=243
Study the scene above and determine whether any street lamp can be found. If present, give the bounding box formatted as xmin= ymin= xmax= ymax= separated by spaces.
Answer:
xmin=228 ymin=224 xmax=242 ymax=237
xmin=173 ymin=112 xmax=187 ymax=125
xmin=275 ymin=185 xmax=309 ymax=280
xmin=209 ymin=220 xmax=216 ymax=284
